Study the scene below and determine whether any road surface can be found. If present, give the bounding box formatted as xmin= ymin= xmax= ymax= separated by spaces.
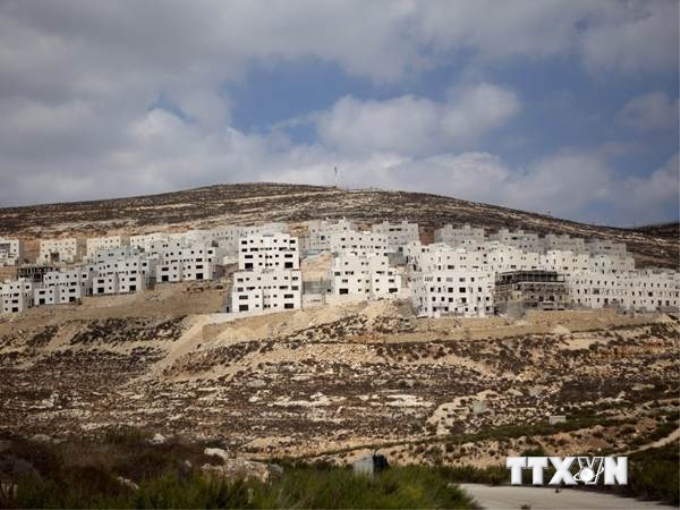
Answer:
xmin=461 ymin=484 xmax=676 ymax=510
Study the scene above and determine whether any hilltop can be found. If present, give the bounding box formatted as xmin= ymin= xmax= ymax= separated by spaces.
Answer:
xmin=0 ymin=182 xmax=677 ymax=268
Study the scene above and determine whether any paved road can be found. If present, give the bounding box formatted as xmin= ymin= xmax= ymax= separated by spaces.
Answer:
xmin=460 ymin=484 xmax=676 ymax=510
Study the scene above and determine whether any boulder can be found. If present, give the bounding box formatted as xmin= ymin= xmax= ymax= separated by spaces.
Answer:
xmin=204 ymin=447 xmax=230 ymax=463
xmin=201 ymin=459 xmax=283 ymax=484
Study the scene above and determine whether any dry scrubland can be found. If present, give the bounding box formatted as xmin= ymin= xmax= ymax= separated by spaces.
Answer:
xmin=0 ymin=283 xmax=677 ymax=470
xmin=0 ymin=183 xmax=678 ymax=507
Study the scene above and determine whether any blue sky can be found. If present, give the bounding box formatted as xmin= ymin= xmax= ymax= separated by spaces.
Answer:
xmin=0 ymin=0 xmax=677 ymax=227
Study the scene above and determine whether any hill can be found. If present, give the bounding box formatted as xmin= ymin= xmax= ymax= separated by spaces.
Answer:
xmin=0 ymin=182 xmax=677 ymax=268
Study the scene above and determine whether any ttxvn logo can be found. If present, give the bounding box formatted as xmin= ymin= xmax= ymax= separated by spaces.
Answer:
xmin=506 ymin=456 xmax=628 ymax=486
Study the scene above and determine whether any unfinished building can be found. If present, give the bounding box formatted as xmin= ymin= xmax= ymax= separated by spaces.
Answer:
xmin=494 ymin=270 xmax=569 ymax=315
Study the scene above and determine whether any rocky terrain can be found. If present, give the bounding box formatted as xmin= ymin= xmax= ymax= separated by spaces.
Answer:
xmin=1 ymin=286 xmax=677 ymax=468
xmin=0 ymin=183 xmax=677 ymax=268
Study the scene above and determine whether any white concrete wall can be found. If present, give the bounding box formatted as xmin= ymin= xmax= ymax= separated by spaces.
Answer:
xmin=39 ymin=238 xmax=81 ymax=264
xmin=411 ymin=270 xmax=494 ymax=318
xmin=434 ymin=224 xmax=485 ymax=246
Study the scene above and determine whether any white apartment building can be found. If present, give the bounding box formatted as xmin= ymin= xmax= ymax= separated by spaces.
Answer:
xmin=567 ymin=271 xmax=632 ymax=309
xmin=211 ymin=226 xmax=245 ymax=256
xmin=86 ymin=236 xmax=127 ymax=260
xmin=34 ymin=287 xmax=59 ymax=306
xmin=411 ymin=270 xmax=494 ymax=318
xmin=434 ymin=224 xmax=485 ymax=246
xmin=114 ymin=256 xmax=157 ymax=292
xmin=484 ymin=246 xmax=542 ymax=274
xmin=240 ymin=222 xmax=289 ymax=238
xmin=306 ymin=219 xmax=357 ymax=252
xmin=371 ymin=221 xmax=419 ymax=252
xmin=1 ymin=279 xmax=34 ymax=313
xmin=38 ymin=238 xmax=82 ymax=264
xmin=410 ymin=244 xmax=485 ymax=273
xmin=91 ymin=246 xmax=139 ymax=263
xmin=43 ymin=268 xmax=93 ymax=304
xmin=543 ymin=234 xmax=586 ymax=254
xmin=230 ymin=270 xmax=302 ymax=313
xmin=0 ymin=238 xmax=23 ymax=266
xmin=92 ymin=274 xmax=119 ymax=295
xmin=489 ymin=229 xmax=543 ymax=253
xmin=586 ymin=239 xmax=627 ymax=257
xmin=542 ymin=250 xmax=591 ymax=275
xmin=628 ymin=269 xmax=680 ymax=311
xmin=130 ymin=233 xmax=168 ymax=252
xmin=156 ymin=262 xmax=183 ymax=283
xmin=588 ymin=254 xmax=635 ymax=274
xmin=567 ymin=269 xmax=679 ymax=311
xmin=330 ymin=254 xmax=401 ymax=299
xmin=238 ymin=233 xmax=299 ymax=271
xmin=330 ymin=230 xmax=393 ymax=257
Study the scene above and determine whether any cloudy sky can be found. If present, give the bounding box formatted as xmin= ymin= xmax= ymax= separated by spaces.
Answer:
xmin=0 ymin=0 xmax=678 ymax=226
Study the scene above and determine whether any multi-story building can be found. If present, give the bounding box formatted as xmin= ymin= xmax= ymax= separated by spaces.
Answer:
xmin=305 ymin=219 xmax=357 ymax=252
xmin=229 ymin=270 xmax=302 ymax=313
xmin=86 ymin=235 xmax=128 ymax=260
xmin=129 ymin=232 xmax=167 ymax=252
xmin=494 ymin=270 xmax=570 ymax=314
xmin=38 ymin=238 xmax=83 ymax=264
xmin=34 ymin=286 xmax=59 ymax=307
xmin=489 ymin=229 xmax=543 ymax=253
xmin=434 ymin=224 xmax=485 ymax=247
xmin=543 ymin=234 xmax=586 ymax=254
xmin=0 ymin=279 xmax=34 ymax=313
xmin=588 ymin=254 xmax=635 ymax=274
xmin=0 ymin=238 xmax=23 ymax=266
xmin=411 ymin=244 xmax=485 ymax=273
xmin=371 ymin=221 xmax=419 ymax=253
xmin=92 ymin=274 xmax=119 ymax=295
xmin=541 ymin=250 xmax=590 ymax=275
xmin=484 ymin=246 xmax=542 ymax=274
xmin=330 ymin=254 xmax=401 ymax=299
xmin=567 ymin=271 xmax=632 ymax=310
xmin=586 ymin=239 xmax=628 ymax=257
xmin=43 ymin=268 xmax=93 ymax=304
xmin=411 ymin=270 xmax=494 ymax=317
xmin=156 ymin=262 xmax=183 ymax=283
xmin=330 ymin=230 xmax=392 ymax=257
xmin=627 ymin=269 xmax=680 ymax=311
xmin=238 ymin=233 xmax=299 ymax=271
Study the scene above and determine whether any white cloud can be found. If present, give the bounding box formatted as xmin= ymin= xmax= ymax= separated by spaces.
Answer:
xmin=317 ymin=83 xmax=520 ymax=155
xmin=0 ymin=0 xmax=677 ymax=228
xmin=579 ymin=1 xmax=679 ymax=74
xmin=618 ymin=92 xmax=679 ymax=131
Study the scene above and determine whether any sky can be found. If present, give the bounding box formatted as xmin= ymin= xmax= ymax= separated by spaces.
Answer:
xmin=0 ymin=0 xmax=678 ymax=227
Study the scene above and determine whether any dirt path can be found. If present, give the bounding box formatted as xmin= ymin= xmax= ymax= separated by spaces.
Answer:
xmin=626 ymin=424 xmax=680 ymax=455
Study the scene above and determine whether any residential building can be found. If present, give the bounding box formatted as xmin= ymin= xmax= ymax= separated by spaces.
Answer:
xmin=330 ymin=254 xmax=401 ymax=299
xmin=229 ymin=270 xmax=302 ymax=313
xmin=0 ymin=238 xmax=23 ymax=266
xmin=38 ymin=238 xmax=82 ymax=264
xmin=0 ymin=278 xmax=34 ymax=313
xmin=371 ymin=221 xmax=419 ymax=252
xmin=305 ymin=219 xmax=357 ymax=252
xmin=86 ymin=235 xmax=128 ymax=260
xmin=330 ymin=230 xmax=393 ymax=257
xmin=434 ymin=224 xmax=485 ymax=246
xmin=411 ymin=270 xmax=494 ymax=317
xmin=494 ymin=270 xmax=569 ymax=314
xmin=238 ymin=233 xmax=299 ymax=271
xmin=489 ymin=229 xmax=543 ymax=253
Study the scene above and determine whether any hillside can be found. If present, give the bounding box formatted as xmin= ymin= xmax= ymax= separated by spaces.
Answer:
xmin=0 ymin=182 xmax=677 ymax=268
